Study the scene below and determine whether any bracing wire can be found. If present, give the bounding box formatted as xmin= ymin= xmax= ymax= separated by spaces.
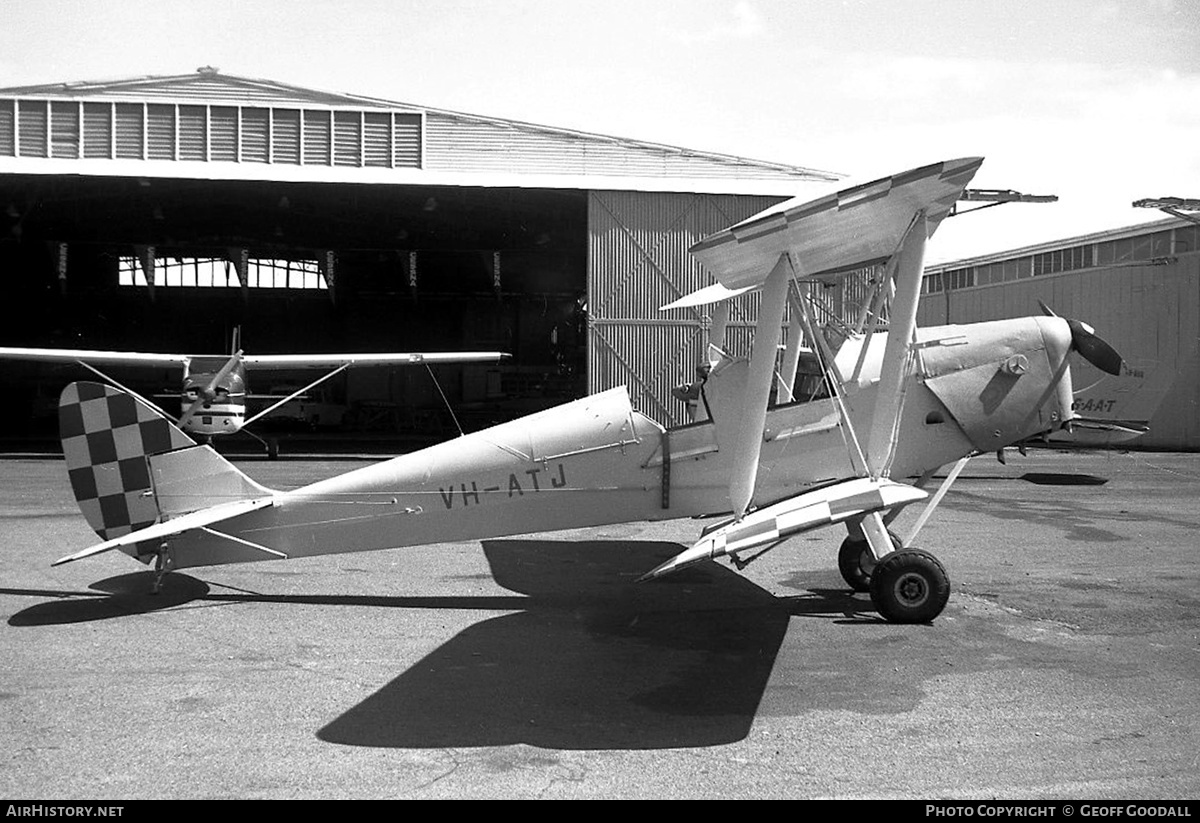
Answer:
xmin=426 ymin=363 xmax=465 ymax=438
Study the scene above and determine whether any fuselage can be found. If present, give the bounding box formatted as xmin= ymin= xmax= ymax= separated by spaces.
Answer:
xmin=162 ymin=315 xmax=1078 ymax=569
xmin=180 ymin=358 xmax=247 ymax=437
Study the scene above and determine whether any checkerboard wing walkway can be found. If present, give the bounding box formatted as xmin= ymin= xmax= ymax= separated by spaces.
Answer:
xmin=59 ymin=382 xmax=196 ymax=540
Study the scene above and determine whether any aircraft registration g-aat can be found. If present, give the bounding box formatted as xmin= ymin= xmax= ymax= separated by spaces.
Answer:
xmin=43 ymin=157 xmax=1125 ymax=623
xmin=0 ymin=337 xmax=508 ymax=452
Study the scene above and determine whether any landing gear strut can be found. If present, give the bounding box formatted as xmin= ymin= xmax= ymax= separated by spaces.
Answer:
xmin=848 ymin=457 xmax=969 ymax=622
xmin=151 ymin=543 xmax=174 ymax=595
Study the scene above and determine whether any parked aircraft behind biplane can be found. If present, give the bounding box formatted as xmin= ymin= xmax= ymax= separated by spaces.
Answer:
xmin=43 ymin=158 xmax=1125 ymax=624
xmin=0 ymin=335 xmax=508 ymax=454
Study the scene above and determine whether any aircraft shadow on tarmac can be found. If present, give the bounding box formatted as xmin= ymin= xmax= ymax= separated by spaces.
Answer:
xmin=5 ymin=572 xmax=212 ymax=625
xmin=316 ymin=539 xmax=839 ymax=750
xmin=1019 ymin=472 xmax=1109 ymax=486
xmin=7 ymin=539 xmax=877 ymax=749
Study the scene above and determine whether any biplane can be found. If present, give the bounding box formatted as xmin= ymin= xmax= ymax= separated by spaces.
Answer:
xmin=0 ymin=336 xmax=507 ymax=452
xmin=43 ymin=157 xmax=1124 ymax=623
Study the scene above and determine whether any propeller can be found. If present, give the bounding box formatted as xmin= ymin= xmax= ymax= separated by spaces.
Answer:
xmin=179 ymin=350 xmax=243 ymax=428
xmin=1037 ymin=301 xmax=1123 ymax=376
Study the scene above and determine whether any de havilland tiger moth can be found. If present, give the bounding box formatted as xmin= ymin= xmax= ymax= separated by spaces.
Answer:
xmin=41 ymin=157 xmax=1126 ymax=623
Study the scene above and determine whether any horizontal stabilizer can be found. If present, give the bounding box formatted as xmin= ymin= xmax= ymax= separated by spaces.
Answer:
xmin=640 ymin=478 xmax=926 ymax=580
xmin=690 ymin=158 xmax=983 ymax=289
xmin=52 ymin=497 xmax=275 ymax=567
xmin=1046 ymin=418 xmax=1150 ymax=446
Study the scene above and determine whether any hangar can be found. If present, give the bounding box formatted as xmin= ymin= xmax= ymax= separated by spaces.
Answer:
xmin=0 ymin=68 xmax=838 ymax=448
xmin=919 ymin=216 xmax=1200 ymax=449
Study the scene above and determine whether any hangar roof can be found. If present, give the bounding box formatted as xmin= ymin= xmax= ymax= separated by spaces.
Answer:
xmin=925 ymin=216 xmax=1195 ymax=273
xmin=0 ymin=68 xmax=839 ymax=195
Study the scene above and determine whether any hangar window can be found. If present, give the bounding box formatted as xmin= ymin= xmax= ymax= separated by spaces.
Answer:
xmin=82 ymin=102 xmax=112 ymax=158
xmin=1112 ymin=237 xmax=1135 ymax=264
xmin=18 ymin=100 xmax=48 ymax=157
xmin=209 ymin=107 xmax=238 ymax=162
xmin=118 ymin=256 xmax=328 ymax=290
xmin=302 ymin=110 xmax=331 ymax=164
xmin=333 ymin=111 xmax=361 ymax=166
xmin=0 ymin=99 xmax=13 ymax=156
xmin=272 ymin=109 xmax=301 ymax=165
xmin=241 ymin=108 xmax=269 ymax=163
xmin=394 ymin=113 xmax=421 ymax=167
xmin=1150 ymin=230 xmax=1173 ymax=258
xmin=974 ymin=263 xmax=996 ymax=285
xmin=1175 ymin=225 xmax=1198 ymax=254
xmin=946 ymin=268 xmax=974 ymax=290
xmin=363 ymin=112 xmax=391 ymax=167
xmin=1130 ymin=234 xmax=1152 ymax=261
xmin=178 ymin=106 xmax=206 ymax=161
xmin=146 ymin=104 xmax=175 ymax=160
xmin=50 ymin=102 xmax=79 ymax=158
xmin=114 ymin=103 xmax=144 ymax=159
xmin=1072 ymin=245 xmax=1090 ymax=269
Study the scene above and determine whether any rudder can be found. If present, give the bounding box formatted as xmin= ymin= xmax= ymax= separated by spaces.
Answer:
xmin=59 ymin=382 xmax=273 ymax=553
xmin=59 ymin=381 xmax=195 ymax=542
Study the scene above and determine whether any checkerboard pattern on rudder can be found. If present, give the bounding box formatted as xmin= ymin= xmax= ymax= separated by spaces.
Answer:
xmin=58 ymin=381 xmax=194 ymax=540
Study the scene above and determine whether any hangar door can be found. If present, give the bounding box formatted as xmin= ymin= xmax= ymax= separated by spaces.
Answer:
xmin=587 ymin=191 xmax=784 ymax=426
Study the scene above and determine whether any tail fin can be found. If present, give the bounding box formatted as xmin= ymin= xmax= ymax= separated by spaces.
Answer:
xmin=1056 ymin=354 xmax=1180 ymax=445
xmin=58 ymin=381 xmax=272 ymax=560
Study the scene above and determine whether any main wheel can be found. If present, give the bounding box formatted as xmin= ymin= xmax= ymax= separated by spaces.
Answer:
xmin=837 ymin=531 xmax=900 ymax=592
xmin=869 ymin=548 xmax=950 ymax=623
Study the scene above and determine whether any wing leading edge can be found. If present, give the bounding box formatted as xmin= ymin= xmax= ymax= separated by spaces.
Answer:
xmin=240 ymin=352 xmax=509 ymax=368
xmin=0 ymin=347 xmax=192 ymax=366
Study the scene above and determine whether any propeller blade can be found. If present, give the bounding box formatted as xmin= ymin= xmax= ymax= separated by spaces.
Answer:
xmin=1066 ymin=319 xmax=1124 ymax=376
xmin=178 ymin=394 xmax=208 ymax=428
xmin=179 ymin=350 xmax=243 ymax=428
xmin=202 ymin=350 xmax=243 ymax=399
xmin=1037 ymin=302 xmax=1123 ymax=376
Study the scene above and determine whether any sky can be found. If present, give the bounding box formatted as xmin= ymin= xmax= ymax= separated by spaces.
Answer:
xmin=2 ymin=0 xmax=1197 ymax=263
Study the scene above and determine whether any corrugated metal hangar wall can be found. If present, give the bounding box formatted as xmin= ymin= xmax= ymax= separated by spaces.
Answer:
xmin=918 ymin=219 xmax=1200 ymax=449
xmin=586 ymin=191 xmax=784 ymax=426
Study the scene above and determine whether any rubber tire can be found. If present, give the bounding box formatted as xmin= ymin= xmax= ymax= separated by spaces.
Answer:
xmin=869 ymin=548 xmax=951 ymax=624
xmin=837 ymin=531 xmax=900 ymax=592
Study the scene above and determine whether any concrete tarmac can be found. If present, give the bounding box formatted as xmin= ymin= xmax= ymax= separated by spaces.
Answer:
xmin=1 ymin=450 xmax=1198 ymax=799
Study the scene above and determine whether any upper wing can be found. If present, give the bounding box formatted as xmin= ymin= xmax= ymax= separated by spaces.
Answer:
xmin=240 ymin=352 xmax=509 ymax=368
xmin=689 ymin=157 xmax=984 ymax=290
xmin=0 ymin=346 xmax=191 ymax=367
xmin=0 ymin=348 xmax=508 ymax=369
